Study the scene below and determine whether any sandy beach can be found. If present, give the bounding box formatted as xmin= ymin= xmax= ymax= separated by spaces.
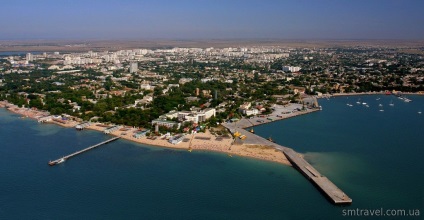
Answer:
xmin=86 ymin=123 xmax=291 ymax=165
xmin=1 ymin=100 xmax=292 ymax=165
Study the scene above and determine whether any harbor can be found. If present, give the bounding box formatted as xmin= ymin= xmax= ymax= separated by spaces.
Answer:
xmin=48 ymin=136 xmax=120 ymax=166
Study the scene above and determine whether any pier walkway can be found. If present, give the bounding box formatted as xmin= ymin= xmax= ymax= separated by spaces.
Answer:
xmin=223 ymin=119 xmax=352 ymax=205
xmin=281 ymin=147 xmax=352 ymax=204
xmin=48 ymin=136 xmax=120 ymax=166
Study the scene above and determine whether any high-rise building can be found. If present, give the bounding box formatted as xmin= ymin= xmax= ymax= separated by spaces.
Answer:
xmin=26 ymin=53 xmax=33 ymax=62
xmin=130 ymin=62 xmax=138 ymax=73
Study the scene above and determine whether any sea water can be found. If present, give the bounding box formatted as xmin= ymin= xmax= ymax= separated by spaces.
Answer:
xmin=0 ymin=95 xmax=423 ymax=219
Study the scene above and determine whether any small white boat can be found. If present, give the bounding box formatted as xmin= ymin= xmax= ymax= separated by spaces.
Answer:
xmin=362 ymin=102 xmax=367 ymax=105
xmin=57 ymin=158 xmax=66 ymax=164
xmin=379 ymin=109 xmax=384 ymax=112
xmin=389 ymin=100 xmax=394 ymax=106
xmin=419 ymin=111 xmax=422 ymax=114
xmin=379 ymin=104 xmax=383 ymax=107
xmin=366 ymin=105 xmax=369 ymax=107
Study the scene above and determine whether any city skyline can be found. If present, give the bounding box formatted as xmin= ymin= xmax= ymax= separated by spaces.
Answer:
xmin=1 ymin=0 xmax=424 ymax=40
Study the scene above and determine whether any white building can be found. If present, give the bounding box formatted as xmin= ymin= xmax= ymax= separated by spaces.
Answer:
xmin=282 ymin=66 xmax=301 ymax=72
xmin=26 ymin=53 xmax=33 ymax=62
xmin=140 ymin=84 xmax=154 ymax=91
xmin=177 ymin=108 xmax=216 ymax=124
xmin=245 ymin=109 xmax=259 ymax=116
xmin=130 ymin=62 xmax=138 ymax=73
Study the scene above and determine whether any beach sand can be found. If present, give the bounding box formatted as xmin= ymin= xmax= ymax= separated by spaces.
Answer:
xmin=1 ymin=100 xmax=290 ymax=165
xmin=85 ymin=123 xmax=291 ymax=165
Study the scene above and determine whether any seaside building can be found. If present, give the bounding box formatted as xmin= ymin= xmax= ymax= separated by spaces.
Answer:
xmin=177 ymin=108 xmax=216 ymax=124
xmin=133 ymin=129 xmax=150 ymax=139
xmin=103 ymin=125 xmax=121 ymax=134
xmin=151 ymin=119 xmax=181 ymax=129
xmin=38 ymin=116 xmax=52 ymax=123
xmin=169 ymin=134 xmax=185 ymax=145
xmin=75 ymin=122 xmax=91 ymax=130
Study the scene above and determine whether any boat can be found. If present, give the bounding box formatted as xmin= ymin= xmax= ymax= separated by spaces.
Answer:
xmin=57 ymin=158 xmax=66 ymax=164
xmin=379 ymin=109 xmax=384 ymax=112
xmin=379 ymin=104 xmax=383 ymax=107
xmin=362 ymin=102 xmax=367 ymax=105
xmin=188 ymin=148 xmax=192 ymax=152
xmin=228 ymin=154 xmax=233 ymax=157
xmin=366 ymin=105 xmax=369 ymax=107
xmin=376 ymin=98 xmax=380 ymax=100
xmin=267 ymin=137 xmax=275 ymax=143
xmin=48 ymin=161 xmax=56 ymax=166
xmin=249 ymin=128 xmax=255 ymax=133
xmin=389 ymin=100 xmax=394 ymax=106
xmin=418 ymin=110 xmax=422 ymax=114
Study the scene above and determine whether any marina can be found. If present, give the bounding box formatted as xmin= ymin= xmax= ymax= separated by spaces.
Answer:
xmin=48 ymin=136 xmax=120 ymax=166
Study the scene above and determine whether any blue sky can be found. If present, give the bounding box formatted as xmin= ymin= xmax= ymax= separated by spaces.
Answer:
xmin=1 ymin=0 xmax=423 ymax=40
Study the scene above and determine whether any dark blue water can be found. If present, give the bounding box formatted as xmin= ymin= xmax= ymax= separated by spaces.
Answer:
xmin=1 ymin=95 xmax=423 ymax=219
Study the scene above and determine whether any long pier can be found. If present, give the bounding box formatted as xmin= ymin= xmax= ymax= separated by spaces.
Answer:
xmin=223 ymin=117 xmax=352 ymax=205
xmin=281 ymin=147 xmax=352 ymax=204
xmin=48 ymin=136 xmax=120 ymax=166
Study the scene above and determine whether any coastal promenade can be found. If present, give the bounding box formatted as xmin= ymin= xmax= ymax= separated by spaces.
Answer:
xmin=223 ymin=115 xmax=352 ymax=205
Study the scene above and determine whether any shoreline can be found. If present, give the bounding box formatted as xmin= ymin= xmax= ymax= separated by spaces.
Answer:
xmin=319 ymin=91 xmax=424 ymax=98
xmin=85 ymin=123 xmax=291 ymax=165
xmin=0 ymin=100 xmax=294 ymax=165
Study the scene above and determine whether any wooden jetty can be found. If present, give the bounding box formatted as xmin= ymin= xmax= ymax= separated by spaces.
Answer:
xmin=48 ymin=136 xmax=120 ymax=166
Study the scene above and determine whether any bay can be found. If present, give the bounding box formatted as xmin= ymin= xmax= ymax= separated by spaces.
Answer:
xmin=0 ymin=94 xmax=423 ymax=219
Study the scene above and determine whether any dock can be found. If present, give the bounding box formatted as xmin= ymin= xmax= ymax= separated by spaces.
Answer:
xmin=282 ymin=147 xmax=352 ymax=204
xmin=223 ymin=116 xmax=352 ymax=205
xmin=48 ymin=136 xmax=120 ymax=166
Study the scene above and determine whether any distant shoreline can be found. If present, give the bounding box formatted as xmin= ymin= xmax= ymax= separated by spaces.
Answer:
xmin=1 ymin=39 xmax=424 ymax=52
xmin=318 ymin=92 xmax=424 ymax=98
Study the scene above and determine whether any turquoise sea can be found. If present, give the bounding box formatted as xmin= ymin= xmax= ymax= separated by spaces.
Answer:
xmin=0 ymin=95 xmax=423 ymax=219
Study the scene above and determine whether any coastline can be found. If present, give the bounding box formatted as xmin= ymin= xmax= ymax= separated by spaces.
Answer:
xmin=0 ymin=100 xmax=321 ymax=166
xmin=320 ymin=91 xmax=424 ymax=98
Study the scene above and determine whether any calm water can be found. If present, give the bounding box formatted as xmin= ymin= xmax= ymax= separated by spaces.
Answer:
xmin=1 ymin=95 xmax=423 ymax=219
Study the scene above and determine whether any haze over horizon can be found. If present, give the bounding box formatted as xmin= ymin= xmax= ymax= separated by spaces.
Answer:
xmin=1 ymin=0 xmax=424 ymax=41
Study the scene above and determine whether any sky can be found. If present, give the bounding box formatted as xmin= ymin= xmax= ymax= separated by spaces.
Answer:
xmin=1 ymin=0 xmax=423 ymax=40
